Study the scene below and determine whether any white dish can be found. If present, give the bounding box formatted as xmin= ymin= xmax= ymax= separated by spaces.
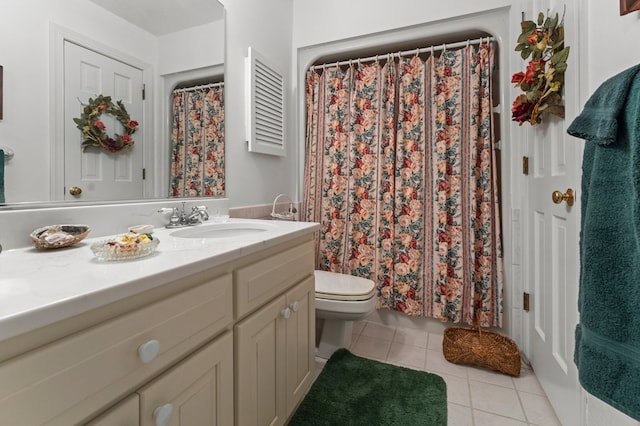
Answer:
xmin=128 ymin=224 xmax=154 ymax=234
xmin=90 ymin=234 xmax=159 ymax=261
xmin=30 ymin=225 xmax=91 ymax=250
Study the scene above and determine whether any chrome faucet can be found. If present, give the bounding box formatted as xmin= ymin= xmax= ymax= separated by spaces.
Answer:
xmin=158 ymin=202 xmax=209 ymax=228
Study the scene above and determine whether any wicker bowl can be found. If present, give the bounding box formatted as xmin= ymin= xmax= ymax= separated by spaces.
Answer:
xmin=30 ymin=225 xmax=91 ymax=249
xmin=443 ymin=325 xmax=521 ymax=377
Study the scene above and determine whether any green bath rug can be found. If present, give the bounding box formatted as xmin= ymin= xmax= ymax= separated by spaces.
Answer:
xmin=288 ymin=349 xmax=447 ymax=425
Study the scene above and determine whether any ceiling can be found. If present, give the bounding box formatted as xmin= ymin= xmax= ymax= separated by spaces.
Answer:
xmin=88 ymin=0 xmax=224 ymax=36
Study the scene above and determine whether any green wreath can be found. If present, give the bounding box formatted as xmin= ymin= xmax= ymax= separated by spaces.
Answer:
xmin=73 ymin=95 xmax=139 ymax=152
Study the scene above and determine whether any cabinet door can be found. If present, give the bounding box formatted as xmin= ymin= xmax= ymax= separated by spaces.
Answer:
xmin=86 ymin=394 xmax=139 ymax=426
xmin=285 ymin=276 xmax=315 ymax=414
xmin=235 ymin=295 xmax=287 ymax=426
xmin=138 ymin=331 xmax=233 ymax=426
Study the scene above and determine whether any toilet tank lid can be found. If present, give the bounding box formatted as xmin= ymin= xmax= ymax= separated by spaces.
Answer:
xmin=314 ymin=270 xmax=376 ymax=297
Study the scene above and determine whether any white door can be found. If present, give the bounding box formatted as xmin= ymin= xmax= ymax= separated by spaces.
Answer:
xmin=64 ymin=41 xmax=144 ymax=201
xmin=525 ymin=1 xmax=582 ymax=425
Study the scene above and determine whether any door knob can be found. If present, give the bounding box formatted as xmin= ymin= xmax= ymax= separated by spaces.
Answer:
xmin=69 ymin=186 xmax=82 ymax=196
xmin=551 ymin=188 xmax=574 ymax=207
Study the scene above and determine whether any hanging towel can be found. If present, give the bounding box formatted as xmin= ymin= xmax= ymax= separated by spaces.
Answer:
xmin=0 ymin=149 xmax=4 ymax=204
xmin=567 ymin=64 xmax=640 ymax=421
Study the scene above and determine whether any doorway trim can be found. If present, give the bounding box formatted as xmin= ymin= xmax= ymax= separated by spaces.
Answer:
xmin=49 ymin=23 xmax=153 ymax=201
xmin=295 ymin=6 xmax=518 ymax=336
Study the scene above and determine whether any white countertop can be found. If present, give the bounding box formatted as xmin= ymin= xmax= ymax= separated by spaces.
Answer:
xmin=0 ymin=219 xmax=319 ymax=343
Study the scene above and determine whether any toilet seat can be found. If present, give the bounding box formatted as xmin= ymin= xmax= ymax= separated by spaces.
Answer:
xmin=314 ymin=270 xmax=376 ymax=301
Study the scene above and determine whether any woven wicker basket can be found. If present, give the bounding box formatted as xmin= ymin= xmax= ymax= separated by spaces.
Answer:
xmin=442 ymin=323 xmax=521 ymax=377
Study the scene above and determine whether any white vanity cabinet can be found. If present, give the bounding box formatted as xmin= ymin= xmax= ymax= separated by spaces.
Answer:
xmin=235 ymin=238 xmax=315 ymax=426
xmin=87 ymin=395 xmax=140 ymax=426
xmin=0 ymin=271 xmax=234 ymax=425
xmin=0 ymin=229 xmax=317 ymax=426
xmin=138 ymin=331 xmax=234 ymax=426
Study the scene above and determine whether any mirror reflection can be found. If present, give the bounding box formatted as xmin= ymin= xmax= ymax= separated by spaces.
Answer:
xmin=0 ymin=0 xmax=225 ymax=207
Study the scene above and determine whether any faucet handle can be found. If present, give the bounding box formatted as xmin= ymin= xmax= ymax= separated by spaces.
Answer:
xmin=158 ymin=207 xmax=182 ymax=227
xmin=192 ymin=205 xmax=209 ymax=221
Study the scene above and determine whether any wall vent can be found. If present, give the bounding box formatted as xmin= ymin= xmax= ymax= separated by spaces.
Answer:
xmin=245 ymin=46 xmax=285 ymax=156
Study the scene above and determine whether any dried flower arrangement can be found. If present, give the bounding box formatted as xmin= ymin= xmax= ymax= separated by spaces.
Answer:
xmin=511 ymin=11 xmax=570 ymax=126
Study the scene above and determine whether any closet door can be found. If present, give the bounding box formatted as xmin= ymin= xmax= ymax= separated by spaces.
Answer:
xmin=64 ymin=40 xmax=144 ymax=201
xmin=524 ymin=1 xmax=581 ymax=424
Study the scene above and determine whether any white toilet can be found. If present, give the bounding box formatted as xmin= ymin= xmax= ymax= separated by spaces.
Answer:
xmin=314 ymin=270 xmax=377 ymax=359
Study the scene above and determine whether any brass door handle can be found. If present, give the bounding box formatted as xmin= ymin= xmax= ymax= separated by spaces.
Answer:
xmin=69 ymin=186 xmax=82 ymax=196
xmin=552 ymin=188 xmax=574 ymax=206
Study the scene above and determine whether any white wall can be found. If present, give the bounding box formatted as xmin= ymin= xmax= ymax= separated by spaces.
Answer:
xmin=219 ymin=0 xmax=296 ymax=208
xmin=293 ymin=0 xmax=516 ymax=47
xmin=158 ymin=21 xmax=224 ymax=76
xmin=0 ymin=0 xmax=157 ymax=203
xmin=0 ymin=1 xmax=225 ymax=205
xmin=291 ymin=0 xmax=523 ymax=339
xmin=587 ymin=2 xmax=640 ymax=90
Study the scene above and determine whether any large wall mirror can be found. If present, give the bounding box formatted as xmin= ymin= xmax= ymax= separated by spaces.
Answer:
xmin=0 ymin=0 xmax=225 ymax=208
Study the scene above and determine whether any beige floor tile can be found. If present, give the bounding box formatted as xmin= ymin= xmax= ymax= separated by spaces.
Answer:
xmin=473 ymin=409 xmax=528 ymax=425
xmin=447 ymin=402 xmax=473 ymax=426
xmin=312 ymin=322 xmax=560 ymax=426
xmin=386 ymin=342 xmax=426 ymax=370
xmin=513 ymin=367 xmax=545 ymax=395
xmin=393 ymin=326 xmax=429 ymax=348
xmin=350 ymin=334 xmax=392 ymax=361
xmin=428 ymin=332 xmax=444 ymax=351
xmin=426 ymin=348 xmax=469 ymax=378
xmin=352 ymin=320 xmax=366 ymax=336
xmin=466 ymin=366 xmax=516 ymax=389
xmin=519 ymin=391 xmax=561 ymax=425
xmin=469 ymin=380 xmax=526 ymax=421
xmin=439 ymin=372 xmax=470 ymax=406
xmin=360 ymin=321 xmax=396 ymax=341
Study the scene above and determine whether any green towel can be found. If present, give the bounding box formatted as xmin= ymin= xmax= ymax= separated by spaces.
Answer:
xmin=567 ymin=64 xmax=640 ymax=421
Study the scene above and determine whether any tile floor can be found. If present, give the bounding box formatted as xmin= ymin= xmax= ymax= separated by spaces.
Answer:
xmin=315 ymin=320 xmax=561 ymax=426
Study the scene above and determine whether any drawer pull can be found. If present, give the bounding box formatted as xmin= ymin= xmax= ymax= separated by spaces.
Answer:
xmin=138 ymin=339 xmax=161 ymax=364
xmin=289 ymin=301 xmax=299 ymax=312
xmin=153 ymin=403 xmax=174 ymax=426
xmin=281 ymin=307 xmax=291 ymax=320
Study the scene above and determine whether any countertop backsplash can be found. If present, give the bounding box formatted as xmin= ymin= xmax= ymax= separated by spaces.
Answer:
xmin=0 ymin=198 xmax=229 ymax=251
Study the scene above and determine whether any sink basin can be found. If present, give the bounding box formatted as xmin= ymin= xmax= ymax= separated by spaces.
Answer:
xmin=170 ymin=221 xmax=276 ymax=239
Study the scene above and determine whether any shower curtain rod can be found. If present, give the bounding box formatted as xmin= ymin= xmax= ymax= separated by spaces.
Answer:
xmin=310 ymin=37 xmax=495 ymax=71
xmin=172 ymin=81 xmax=224 ymax=94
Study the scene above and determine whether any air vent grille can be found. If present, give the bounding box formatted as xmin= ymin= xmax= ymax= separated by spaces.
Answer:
xmin=245 ymin=47 xmax=285 ymax=156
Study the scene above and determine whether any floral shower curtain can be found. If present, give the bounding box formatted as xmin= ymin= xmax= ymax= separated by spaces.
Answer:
xmin=170 ymin=84 xmax=225 ymax=197
xmin=302 ymin=43 xmax=503 ymax=327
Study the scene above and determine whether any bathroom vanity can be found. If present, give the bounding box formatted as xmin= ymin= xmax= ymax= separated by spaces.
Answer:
xmin=0 ymin=219 xmax=319 ymax=425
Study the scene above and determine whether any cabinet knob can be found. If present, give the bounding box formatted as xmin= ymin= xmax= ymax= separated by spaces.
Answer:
xmin=138 ymin=339 xmax=160 ymax=364
xmin=153 ymin=403 xmax=174 ymax=426
xmin=281 ymin=307 xmax=291 ymax=319
xmin=289 ymin=301 xmax=299 ymax=312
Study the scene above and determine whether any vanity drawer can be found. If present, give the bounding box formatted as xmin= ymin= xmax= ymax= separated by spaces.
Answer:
xmin=0 ymin=273 xmax=233 ymax=426
xmin=235 ymin=239 xmax=314 ymax=319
